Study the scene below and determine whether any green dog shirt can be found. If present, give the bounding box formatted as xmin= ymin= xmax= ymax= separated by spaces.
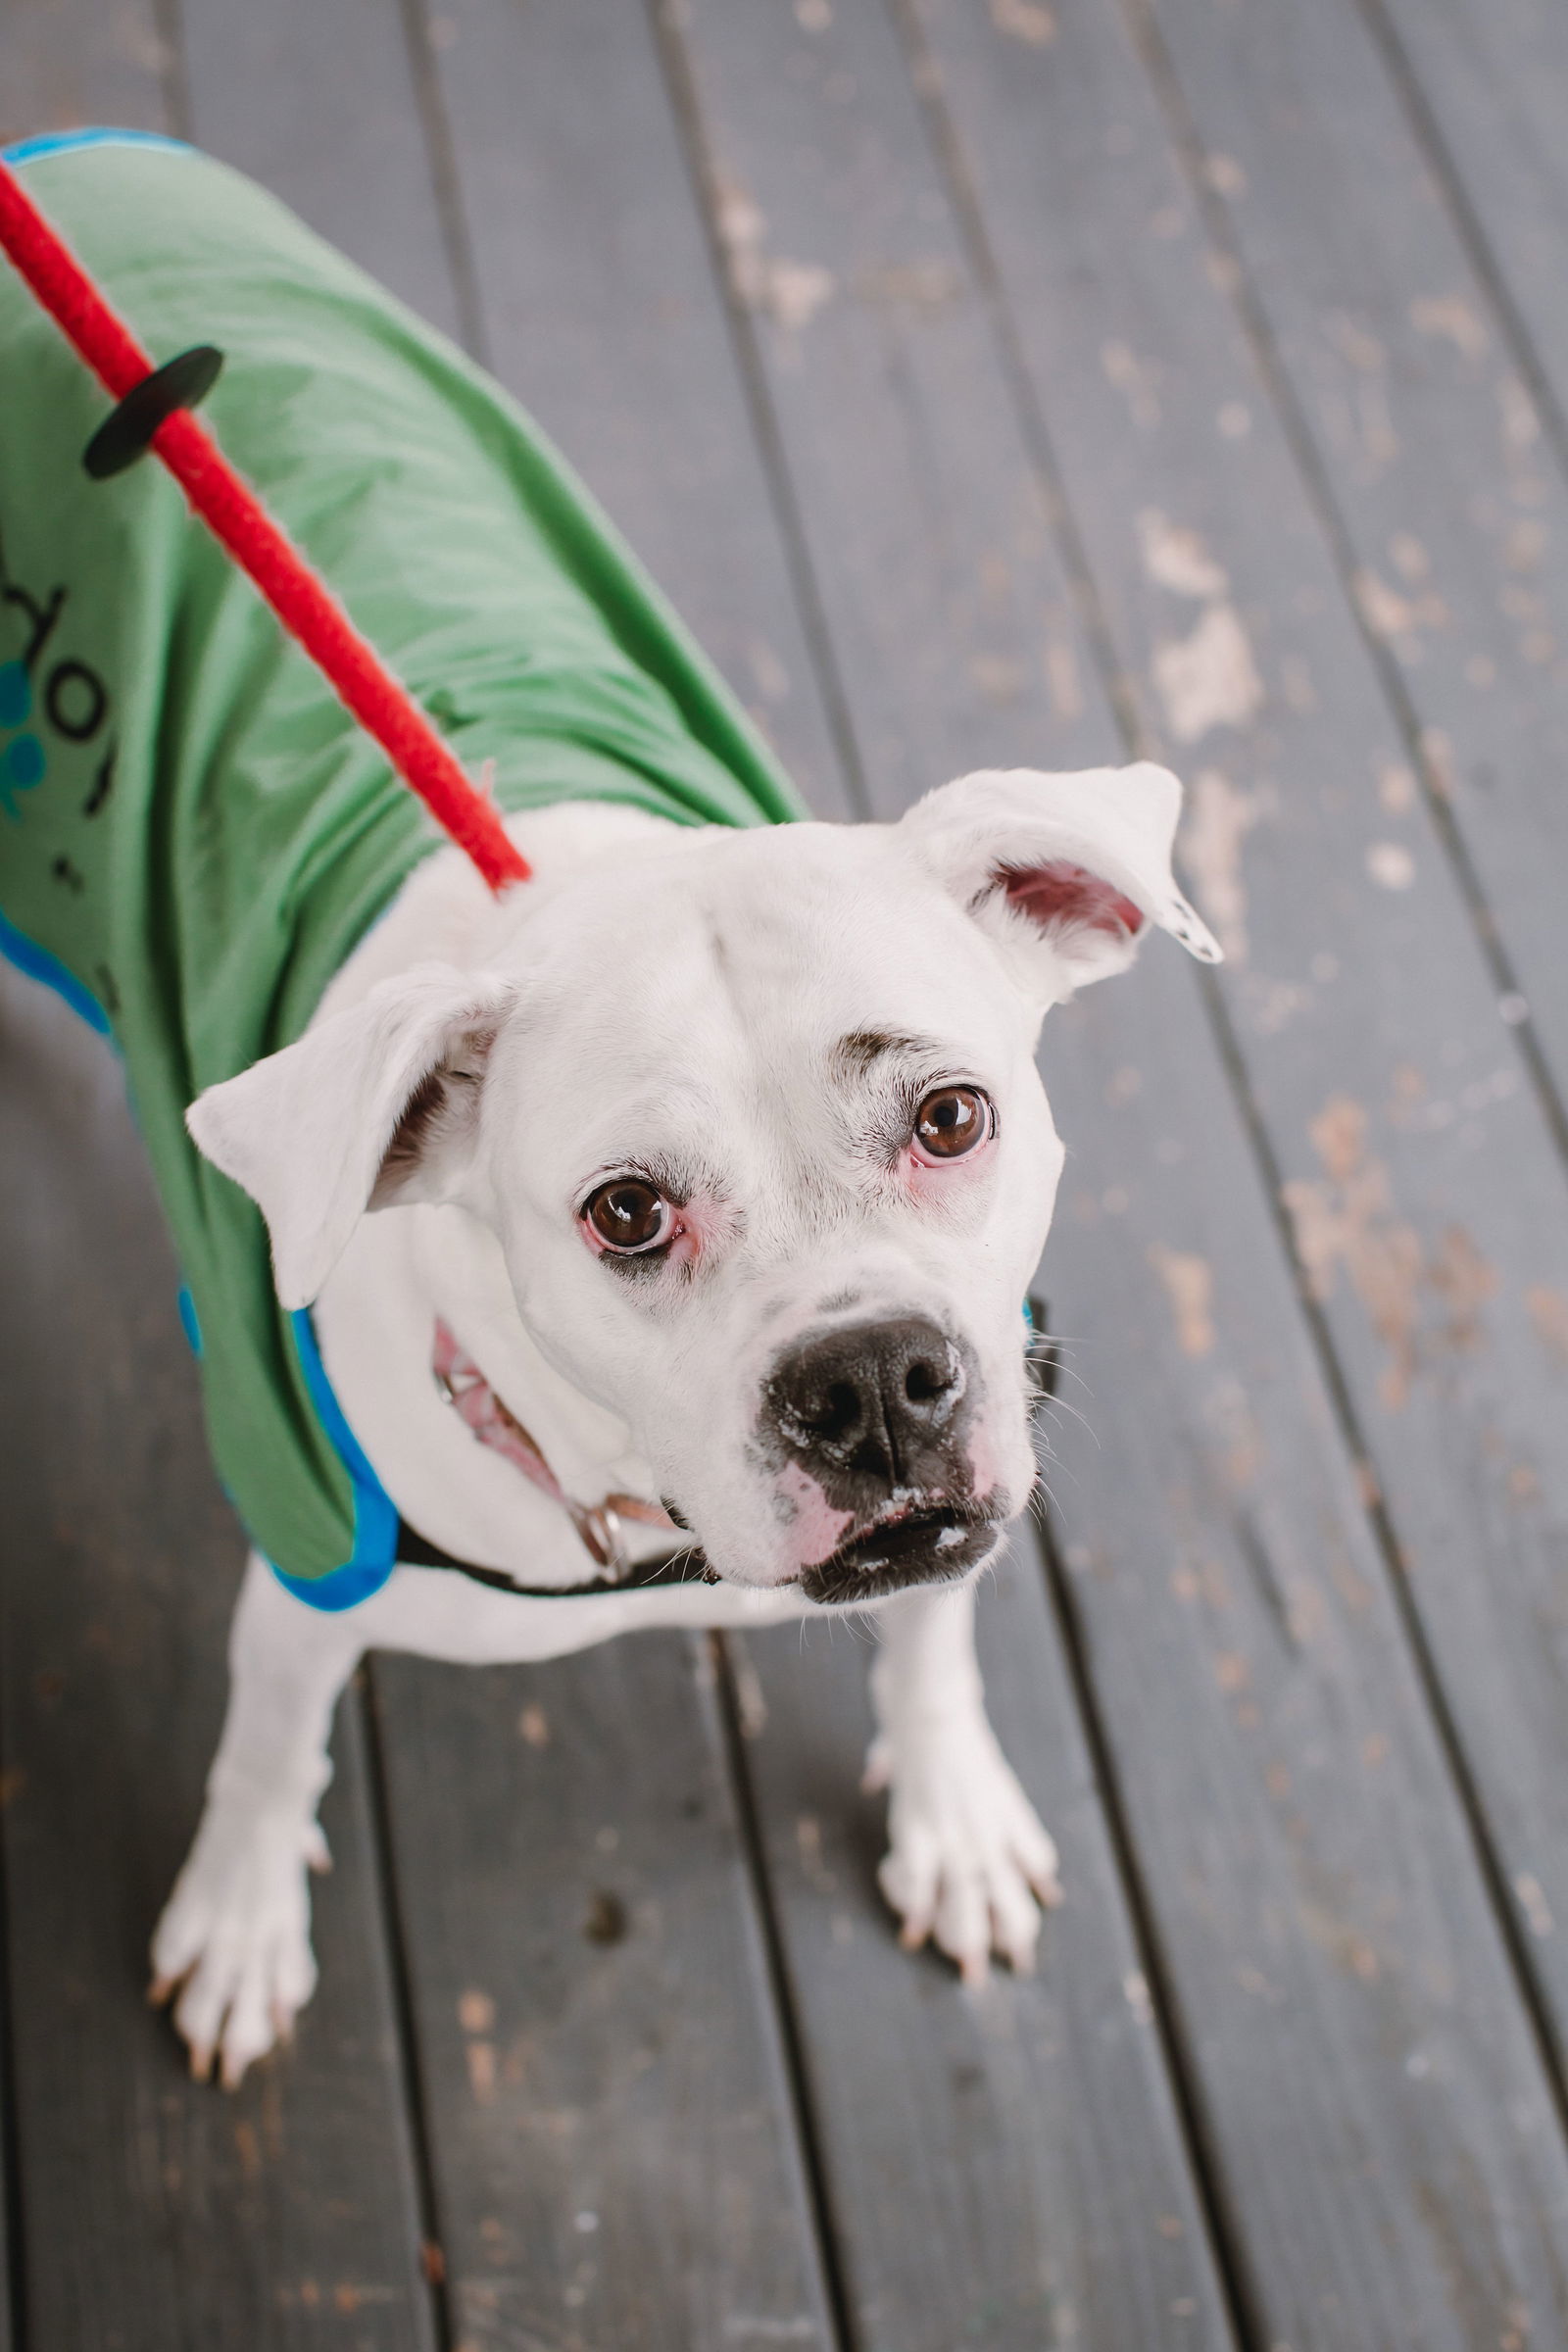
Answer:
xmin=0 ymin=129 xmax=804 ymax=1604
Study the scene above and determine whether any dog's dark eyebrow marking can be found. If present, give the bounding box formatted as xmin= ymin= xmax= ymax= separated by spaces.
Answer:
xmin=832 ymin=1029 xmax=942 ymax=1076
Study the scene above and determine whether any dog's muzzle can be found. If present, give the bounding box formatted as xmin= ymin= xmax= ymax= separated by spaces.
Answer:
xmin=760 ymin=1315 xmax=999 ymax=1600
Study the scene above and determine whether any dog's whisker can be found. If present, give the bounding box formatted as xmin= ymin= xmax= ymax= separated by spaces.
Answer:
xmin=1023 ymin=1329 xmax=1089 ymax=1360
xmin=1026 ymin=1352 xmax=1097 ymax=1404
xmin=1031 ymin=1475 xmax=1063 ymax=1524
xmin=1032 ymin=1392 xmax=1100 ymax=1445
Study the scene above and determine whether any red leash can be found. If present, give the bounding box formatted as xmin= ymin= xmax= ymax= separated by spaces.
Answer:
xmin=0 ymin=154 xmax=530 ymax=894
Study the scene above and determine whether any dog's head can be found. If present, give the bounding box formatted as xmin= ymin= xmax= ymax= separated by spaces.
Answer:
xmin=189 ymin=763 xmax=1217 ymax=1600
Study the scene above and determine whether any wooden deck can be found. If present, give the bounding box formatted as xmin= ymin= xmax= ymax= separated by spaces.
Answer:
xmin=5 ymin=0 xmax=1568 ymax=2342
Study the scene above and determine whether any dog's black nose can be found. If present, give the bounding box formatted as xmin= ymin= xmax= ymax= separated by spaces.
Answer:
xmin=764 ymin=1316 xmax=967 ymax=1504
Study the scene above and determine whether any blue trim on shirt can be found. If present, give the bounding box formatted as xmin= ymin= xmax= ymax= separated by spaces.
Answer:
xmin=0 ymin=904 xmax=392 ymax=1612
xmin=176 ymin=1283 xmax=204 ymax=1357
xmin=2 ymin=128 xmax=195 ymax=166
xmin=270 ymin=1310 xmax=402 ymax=1612
xmin=0 ymin=903 xmax=110 ymax=1032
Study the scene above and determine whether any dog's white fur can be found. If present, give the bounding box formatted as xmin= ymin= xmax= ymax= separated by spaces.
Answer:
xmin=153 ymin=763 xmax=1217 ymax=2085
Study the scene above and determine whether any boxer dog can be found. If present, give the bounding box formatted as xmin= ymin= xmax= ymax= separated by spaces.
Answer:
xmin=152 ymin=762 xmax=1219 ymax=2084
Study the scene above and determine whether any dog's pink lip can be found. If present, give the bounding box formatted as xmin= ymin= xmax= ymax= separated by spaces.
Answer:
xmin=776 ymin=1460 xmax=855 ymax=1566
xmin=795 ymin=1500 xmax=1007 ymax=1602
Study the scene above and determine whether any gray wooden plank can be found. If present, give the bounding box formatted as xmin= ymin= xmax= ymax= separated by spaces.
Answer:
xmin=1034 ymin=964 xmax=1568 ymax=2352
xmin=661 ymin=1 xmax=1568 ymax=2341
xmin=1 ymin=44 xmax=179 ymax=2348
xmin=1364 ymin=0 xmax=1568 ymax=462
xmin=427 ymin=0 xmax=1243 ymax=2341
xmin=655 ymin=0 xmax=1114 ymax=808
xmin=187 ymin=0 xmax=848 ymax=811
xmin=735 ymin=1545 xmax=1238 ymax=2352
xmin=910 ymin=0 xmax=1568 ymax=2128
xmin=172 ymin=0 xmax=843 ymax=2334
xmin=0 ymin=13 xmax=445 ymax=2337
xmin=416 ymin=0 xmax=852 ymax=822
xmin=0 ymin=966 xmax=439 ymax=2351
xmin=370 ymin=1642 xmax=836 ymax=2352
xmin=0 ymin=0 xmax=172 ymax=147
xmin=179 ymin=0 xmax=464 ymax=344
xmin=188 ymin=0 xmax=846 ymax=820
xmin=1133 ymin=0 xmax=1568 ymax=1124
xmin=0 ymin=2044 xmax=10 ymax=2345
xmin=0 ymin=1948 xmax=11 ymax=2352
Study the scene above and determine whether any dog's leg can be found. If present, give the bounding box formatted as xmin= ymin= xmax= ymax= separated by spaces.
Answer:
xmin=150 ymin=1550 xmax=366 ymax=2087
xmin=866 ymin=1576 xmax=1061 ymax=1984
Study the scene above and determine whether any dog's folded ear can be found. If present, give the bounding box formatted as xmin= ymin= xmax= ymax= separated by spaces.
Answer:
xmin=187 ymin=964 xmax=518 ymax=1309
xmin=900 ymin=762 xmax=1221 ymax=1004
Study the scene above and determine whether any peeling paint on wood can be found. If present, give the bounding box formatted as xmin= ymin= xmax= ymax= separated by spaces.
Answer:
xmin=1153 ymin=602 xmax=1264 ymax=742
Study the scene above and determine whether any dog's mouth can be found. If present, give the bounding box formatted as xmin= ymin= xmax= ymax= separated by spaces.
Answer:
xmin=799 ymin=1502 xmax=1004 ymax=1606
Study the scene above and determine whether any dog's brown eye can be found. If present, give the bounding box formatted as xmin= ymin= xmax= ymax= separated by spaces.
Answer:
xmin=913 ymin=1085 xmax=992 ymax=1161
xmin=584 ymin=1178 xmax=672 ymax=1253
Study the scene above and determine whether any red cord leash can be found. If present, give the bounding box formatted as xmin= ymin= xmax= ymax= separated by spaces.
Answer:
xmin=0 ymin=154 xmax=531 ymax=894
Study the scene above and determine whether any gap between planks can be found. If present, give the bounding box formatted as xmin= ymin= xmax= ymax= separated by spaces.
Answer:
xmin=647 ymin=0 xmax=876 ymax=823
xmin=710 ymin=1634 xmax=860 ymax=2352
xmin=1350 ymin=0 xmax=1568 ymax=544
xmin=360 ymin=1665 xmax=462 ymax=2352
xmin=0 ymin=1667 xmax=27 ymax=2352
xmin=397 ymin=0 xmax=491 ymax=370
xmin=149 ymin=0 xmax=192 ymax=144
xmin=1030 ymin=1520 xmax=1267 ymax=2352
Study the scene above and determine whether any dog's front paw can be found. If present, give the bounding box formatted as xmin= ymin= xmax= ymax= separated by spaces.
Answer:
xmin=150 ymin=1804 xmax=326 ymax=2088
xmin=868 ymin=1721 xmax=1061 ymax=1985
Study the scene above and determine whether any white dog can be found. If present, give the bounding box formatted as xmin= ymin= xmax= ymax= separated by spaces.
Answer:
xmin=150 ymin=763 xmax=1219 ymax=2086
